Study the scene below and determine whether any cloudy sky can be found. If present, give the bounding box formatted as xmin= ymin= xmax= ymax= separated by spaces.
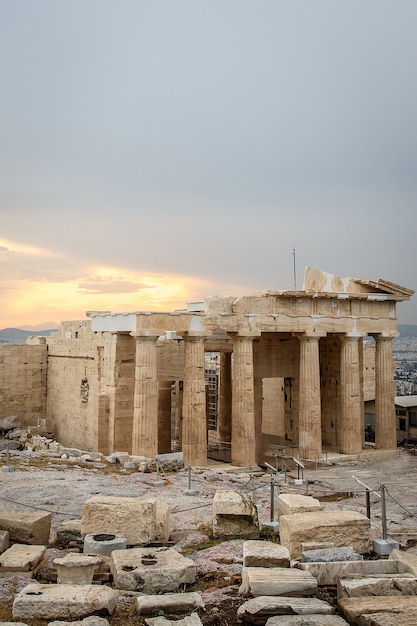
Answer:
xmin=1 ymin=0 xmax=416 ymax=328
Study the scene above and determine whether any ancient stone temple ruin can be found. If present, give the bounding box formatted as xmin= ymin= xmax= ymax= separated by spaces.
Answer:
xmin=0 ymin=268 xmax=414 ymax=467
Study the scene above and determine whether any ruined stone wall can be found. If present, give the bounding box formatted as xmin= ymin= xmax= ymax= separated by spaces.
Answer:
xmin=46 ymin=321 xmax=114 ymax=453
xmin=0 ymin=339 xmax=47 ymax=427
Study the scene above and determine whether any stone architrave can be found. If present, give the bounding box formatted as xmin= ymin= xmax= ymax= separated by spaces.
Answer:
xmin=243 ymin=540 xmax=290 ymax=568
xmin=231 ymin=334 xmax=258 ymax=466
xmin=279 ymin=511 xmax=370 ymax=560
xmin=237 ymin=596 xmax=335 ymax=624
xmin=12 ymin=583 xmax=117 ymax=621
xmin=132 ymin=333 xmax=160 ymax=458
xmin=110 ymin=547 xmax=196 ymax=592
xmin=182 ymin=335 xmax=207 ymax=467
xmin=339 ymin=335 xmax=363 ymax=454
xmin=81 ymin=496 xmax=170 ymax=546
xmin=297 ymin=335 xmax=322 ymax=457
xmin=136 ymin=592 xmax=204 ymax=616
xmin=239 ymin=567 xmax=317 ymax=597
xmin=0 ymin=510 xmax=51 ymax=545
xmin=213 ymin=490 xmax=259 ymax=539
xmin=374 ymin=335 xmax=397 ymax=449
xmin=277 ymin=494 xmax=323 ymax=519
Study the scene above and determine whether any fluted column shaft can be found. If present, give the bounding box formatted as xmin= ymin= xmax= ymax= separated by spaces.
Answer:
xmin=158 ymin=381 xmax=172 ymax=453
xmin=132 ymin=334 xmax=159 ymax=457
xmin=232 ymin=335 xmax=257 ymax=466
xmin=375 ymin=335 xmax=396 ymax=449
xmin=182 ymin=335 xmax=207 ymax=466
xmin=339 ymin=335 xmax=363 ymax=454
xmin=218 ymin=352 xmax=232 ymax=443
xmin=298 ymin=335 xmax=322 ymax=457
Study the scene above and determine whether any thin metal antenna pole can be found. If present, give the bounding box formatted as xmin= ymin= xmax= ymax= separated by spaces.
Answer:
xmin=292 ymin=247 xmax=297 ymax=290
xmin=381 ymin=484 xmax=387 ymax=540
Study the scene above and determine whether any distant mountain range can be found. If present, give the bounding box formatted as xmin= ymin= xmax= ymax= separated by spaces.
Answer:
xmin=0 ymin=324 xmax=416 ymax=344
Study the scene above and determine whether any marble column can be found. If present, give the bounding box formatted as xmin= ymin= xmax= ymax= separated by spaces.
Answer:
xmin=158 ymin=381 xmax=172 ymax=453
xmin=339 ymin=334 xmax=363 ymax=454
xmin=182 ymin=334 xmax=207 ymax=466
xmin=231 ymin=334 xmax=257 ymax=466
xmin=298 ymin=335 xmax=322 ymax=458
xmin=218 ymin=352 xmax=232 ymax=443
xmin=374 ymin=334 xmax=396 ymax=449
xmin=131 ymin=333 xmax=159 ymax=457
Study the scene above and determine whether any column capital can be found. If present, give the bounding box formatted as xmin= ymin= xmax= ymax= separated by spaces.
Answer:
xmin=370 ymin=332 xmax=398 ymax=340
xmin=230 ymin=331 xmax=261 ymax=340
xmin=293 ymin=332 xmax=325 ymax=341
xmin=130 ymin=331 xmax=161 ymax=340
xmin=182 ymin=332 xmax=206 ymax=341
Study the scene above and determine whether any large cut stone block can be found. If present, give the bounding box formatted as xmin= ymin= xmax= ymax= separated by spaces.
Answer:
xmin=301 ymin=546 xmax=363 ymax=563
xmin=266 ymin=617 xmax=349 ymax=625
xmin=81 ymin=497 xmax=170 ymax=545
xmin=280 ymin=511 xmax=370 ymax=560
xmin=213 ymin=490 xmax=259 ymax=539
xmin=239 ymin=566 xmax=317 ymax=597
xmin=0 ymin=529 xmax=9 ymax=553
xmin=111 ymin=547 xmax=196 ymax=592
xmin=237 ymin=596 xmax=335 ymax=624
xmin=0 ymin=510 xmax=51 ymax=545
xmin=0 ymin=544 xmax=46 ymax=573
xmin=277 ymin=494 xmax=323 ymax=519
xmin=145 ymin=615 xmax=203 ymax=626
xmin=338 ymin=596 xmax=417 ymax=625
xmin=338 ymin=573 xmax=417 ymax=600
xmin=297 ymin=559 xmax=406 ymax=586
xmin=12 ymin=583 xmax=117 ymax=620
xmin=243 ymin=540 xmax=290 ymax=568
xmin=389 ymin=548 xmax=417 ymax=575
xmin=136 ymin=592 xmax=204 ymax=616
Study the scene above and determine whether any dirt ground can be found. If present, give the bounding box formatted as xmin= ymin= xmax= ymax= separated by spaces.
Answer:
xmin=0 ymin=447 xmax=417 ymax=625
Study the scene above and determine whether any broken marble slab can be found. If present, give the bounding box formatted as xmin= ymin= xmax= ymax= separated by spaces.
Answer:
xmin=0 ymin=529 xmax=9 ymax=554
xmin=12 ymin=583 xmax=117 ymax=621
xmin=296 ymin=558 xmax=408 ymax=586
xmin=243 ymin=540 xmax=290 ymax=568
xmin=0 ymin=510 xmax=51 ymax=545
xmin=111 ymin=546 xmax=196 ymax=592
xmin=338 ymin=595 xmax=417 ymax=625
xmin=136 ymin=592 xmax=204 ymax=616
xmin=145 ymin=615 xmax=203 ymax=626
xmin=239 ymin=567 xmax=317 ymax=597
xmin=277 ymin=494 xmax=323 ymax=519
xmin=48 ymin=618 xmax=109 ymax=626
xmin=237 ymin=596 xmax=335 ymax=625
xmin=0 ymin=544 xmax=46 ymax=576
xmin=337 ymin=573 xmax=417 ymax=599
xmin=266 ymin=616 xmax=349 ymax=625
xmin=301 ymin=546 xmax=363 ymax=563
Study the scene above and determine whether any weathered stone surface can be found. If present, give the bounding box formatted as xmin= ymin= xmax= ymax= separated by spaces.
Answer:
xmin=301 ymin=546 xmax=363 ymax=563
xmin=213 ymin=490 xmax=259 ymax=539
xmin=389 ymin=548 xmax=417 ymax=575
xmin=0 ymin=510 xmax=52 ymax=545
xmin=266 ymin=617 xmax=349 ymax=625
xmin=48 ymin=618 xmax=109 ymax=626
xmin=237 ymin=596 xmax=335 ymax=624
xmin=81 ymin=496 xmax=170 ymax=545
xmin=155 ymin=452 xmax=184 ymax=471
xmin=0 ymin=529 xmax=9 ymax=553
xmin=277 ymin=494 xmax=323 ymax=519
xmin=136 ymin=592 xmax=204 ymax=616
xmin=54 ymin=554 xmax=100 ymax=585
xmin=0 ymin=439 xmax=23 ymax=450
xmin=338 ymin=573 xmax=417 ymax=599
xmin=12 ymin=583 xmax=117 ymax=620
xmin=0 ymin=415 xmax=21 ymax=431
xmin=111 ymin=546 xmax=196 ymax=592
xmin=300 ymin=542 xmax=334 ymax=552
xmin=356 ymin=614 xmax=417 ymax=625
xmin=297 ymin=559 xmax=406 ymax=586
xmin=191 ymin=539 xmax=243 ymax=578
xmin=145 ymin=615 xmax=203 ymax=626
xmin=243 ymin=540 xmax=290 ymax=568
xmin=280 ymin=511 xmax=370 ymax=559
xmin=55 ymin=519 xmax=82 ymax=548
xmin=0 ymin=544 xmax=46 ymax=572
xmin=239 ymin=566 xmax=317 ymax=597
xmin=338 ymin=596 xmax=417 ymax=625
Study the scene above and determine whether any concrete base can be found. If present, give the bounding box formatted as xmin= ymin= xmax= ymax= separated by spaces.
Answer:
xmin=183 ymin=489 xmax=197 ymax=496
xmin=373 ymin=538 xmax=400 ymax=556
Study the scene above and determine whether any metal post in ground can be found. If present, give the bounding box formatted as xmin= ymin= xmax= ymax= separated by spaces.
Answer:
xmin=381 ymin=484 xmax=387 ymax=540
xmin=183 ymin=465 xmax=196 ymax=496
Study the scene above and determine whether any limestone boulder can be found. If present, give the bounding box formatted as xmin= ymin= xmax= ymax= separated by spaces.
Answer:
xmin=0 ymin=415 xmax=21 ymax=431
xmin=277 ymin=494 xmax=323 ymax=519
xmin=0 ymin=510 xmax=51 ymax=545
xmin=12 ymin=583 xmax=117 ymax=620
xmin=213 ymin=490 xmax=259 ymax=539
xmin=237 ymin=596 xmax=335 ymax=624
xmin=81 ymin=496 xmax=170 ymax=546
xmin=279 ymin=511 xmax=370 ymax=560
xmin=155 ymin=452 xmax=184 ymax=471
xmin=243 ymin=540 xmax=290 ymax=568
xmin=239 ymin=566 xmax=317 ymax=597
xmin=111 ymin=546 xmax=196 ymax=592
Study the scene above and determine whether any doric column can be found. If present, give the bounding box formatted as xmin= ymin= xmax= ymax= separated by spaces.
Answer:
xmin=374 ymin=334 xmax=396 ymax=449
xmin=231 ymin=334 xmax=257 ymax=466
xmin=218 ymin=352 xmax=232 ymax=443
xmin=158 ymin=381 xmax=172 ymax=453
xmin=339 ymin=334 xmax=363 ymax=454
xmin=182 ymin=334 xmax=207 ymax=466
xmin=297 ymin=335 xmax=322 ymax=458
xmin=131 ymin=332 xmax=159 ymax=457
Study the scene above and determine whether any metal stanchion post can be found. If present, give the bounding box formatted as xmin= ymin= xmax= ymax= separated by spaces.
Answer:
xmin=381 ymin=484 xmax=387 ymax=540
xmin=183 ymin=465 xmax=196 ymax=496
